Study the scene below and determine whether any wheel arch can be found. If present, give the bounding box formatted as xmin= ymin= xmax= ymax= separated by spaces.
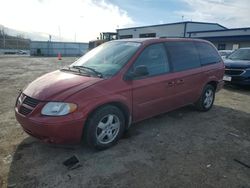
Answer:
xmin=206 ymin=80 xmax=218 ymax=90
xmin=82 ymin=101 xmax=131 ymax=140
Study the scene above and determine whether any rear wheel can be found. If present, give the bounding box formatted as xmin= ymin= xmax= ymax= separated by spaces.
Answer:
xmin=195 ymin=84 xmax=215 ymax=111
xmin=84 ymin=105 xmax=125 ymax=150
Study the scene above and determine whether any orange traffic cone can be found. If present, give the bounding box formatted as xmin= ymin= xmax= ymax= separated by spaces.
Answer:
xmin=57 ymin=53 xmax=62 ymax=60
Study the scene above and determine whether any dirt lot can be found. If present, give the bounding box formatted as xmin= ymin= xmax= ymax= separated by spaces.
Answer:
xmin=0 ymin=57 xmax=249 ymax=188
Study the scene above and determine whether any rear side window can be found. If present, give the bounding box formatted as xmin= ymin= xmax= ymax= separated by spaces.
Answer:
xmin=132 ymin=43 xmax=170 ymax=77
xmin=165 ymin=41 xmax=200 ymax=72
xmin=195 ymin=42 xmax=221 ymax=66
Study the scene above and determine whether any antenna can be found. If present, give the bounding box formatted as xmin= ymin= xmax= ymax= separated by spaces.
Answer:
xmin=58 ymin=26 xmax=61 ymax=42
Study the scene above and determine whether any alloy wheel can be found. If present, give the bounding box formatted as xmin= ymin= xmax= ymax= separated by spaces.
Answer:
xmin=204 ymin=89 xmax=214 ymax=109
xmin=96 ymin=114 xmax=120 ymax=144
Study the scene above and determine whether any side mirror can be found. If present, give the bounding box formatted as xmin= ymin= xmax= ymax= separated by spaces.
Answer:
xmin=134 ymin=65 xmax=149 ymax=77
xmin=124 ymin=65 xmax=149 ymax=80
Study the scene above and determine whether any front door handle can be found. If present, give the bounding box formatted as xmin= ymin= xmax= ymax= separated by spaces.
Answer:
xmin=167 ymin=81 xmax=175 ymax=87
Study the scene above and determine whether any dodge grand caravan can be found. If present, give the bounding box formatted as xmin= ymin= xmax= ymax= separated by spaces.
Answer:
xmin=15 ymin=38 xmax=224 ymax=150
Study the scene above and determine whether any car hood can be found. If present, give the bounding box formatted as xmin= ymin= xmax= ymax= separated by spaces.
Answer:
xmin=224 ymin=59 xmax=250 ymax=69
xmin=23 ymin=70 xmax=103 ymax=101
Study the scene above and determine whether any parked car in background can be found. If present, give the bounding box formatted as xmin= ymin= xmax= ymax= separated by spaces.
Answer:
xmin=3 ymin=50 xmax=29 ymax=55
xmin=15 ymin=38 xmax=224 ymax=150
xmin=219 ymin=50 xmax=233 ymax=59
xmin=223 ymin=48 xmax=250 ymax=85
xmin=17 ymin=50 xmax=28 ymax=55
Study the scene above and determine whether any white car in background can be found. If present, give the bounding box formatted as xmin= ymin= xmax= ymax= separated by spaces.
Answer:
xmin=17 ymin=50 xmax=29 ymax=55
xmin=219 ymin=50 xmax=233 ymax=59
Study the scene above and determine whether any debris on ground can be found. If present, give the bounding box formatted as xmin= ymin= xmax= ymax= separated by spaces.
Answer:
xmin=3 ymin=155 xmax=13 ymax=164
xmin=7 ymin=183 xmax=16 ymax=188
xmin=63 ymin=155 xmax=81 ymax=170
xmin=229 ymin=132 xmax=240 ymax=138
xmin=234 ymin=159 xmax=250 ymax=169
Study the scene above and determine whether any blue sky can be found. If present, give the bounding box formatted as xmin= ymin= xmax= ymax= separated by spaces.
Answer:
xmin=108 ymin=0 xmax=188 ymax=26
xmin=0 ymin=0 xmax=249 ymax=42
xmin=107 ymin=0 xmax=250 ymax=28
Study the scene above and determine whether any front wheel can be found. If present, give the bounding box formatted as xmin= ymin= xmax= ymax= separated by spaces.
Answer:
xmin=84 ymin=105 xmax=125 ymax=150
xmin=195 ymin=84 xmax=215 ymax=111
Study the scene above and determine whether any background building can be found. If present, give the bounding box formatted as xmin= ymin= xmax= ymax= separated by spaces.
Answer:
xmin=117 ymin=21 xmax=226 ymax=39
xmin=188 ymin=27 xmax=250 ymax=50
xmin=117 ymin=21 xmax=250 ymax=50
xmin=30 ymin=41 xmax=88 ymax=56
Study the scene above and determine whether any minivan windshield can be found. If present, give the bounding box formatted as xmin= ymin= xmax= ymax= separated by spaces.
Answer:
xmin=70 ymin=41 xmax=141 ymax=78
xmin=227 ymin=48 xmax=250 ymax=61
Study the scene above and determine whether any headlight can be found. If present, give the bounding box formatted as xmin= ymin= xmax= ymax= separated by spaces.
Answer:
xmin=41 ymin=102 xmax=77 ymax=116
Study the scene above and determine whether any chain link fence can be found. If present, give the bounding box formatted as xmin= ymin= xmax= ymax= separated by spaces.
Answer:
xmin=0 ymin=38 xmax=30 ymax=50
xmin=0 ymin=30 xmax=30 ymax=54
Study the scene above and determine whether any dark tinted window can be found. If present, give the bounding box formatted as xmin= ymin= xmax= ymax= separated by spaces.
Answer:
xmin=133 ymin=43 xmax=170 ymax=77
xmin=218 ymin=43 xmax=226 ymax=50
xmin=165 ymin=41 xmax=200 ymax=72
xmin=196 ymin=42 xmax=221 ymax=65
xmin=119 ymin=35 xmax=133 ymax=39
xmin=139 ymin=33 xmax=156 ymax=38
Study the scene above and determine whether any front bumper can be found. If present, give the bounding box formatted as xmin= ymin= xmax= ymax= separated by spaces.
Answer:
xmin=15 ymin=103 xmax=86 ymax=144
xmin=224 ymin=69 xmax=250 ymax=85
xmin=226 ymin=79 xmax=250 ymax=85
xmin=224 ymin=75 xmax=250 ymax=86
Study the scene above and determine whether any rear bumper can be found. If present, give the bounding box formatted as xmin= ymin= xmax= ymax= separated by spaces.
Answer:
xmin=15 ymin=108 xmax=86 ymax=144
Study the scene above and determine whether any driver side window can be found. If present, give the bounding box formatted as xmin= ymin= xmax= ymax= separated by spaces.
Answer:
xmin=133 ymin=43 xmax=170 ymax=77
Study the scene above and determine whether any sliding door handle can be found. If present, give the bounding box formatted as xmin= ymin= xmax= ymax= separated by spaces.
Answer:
xmin=167 ymin=81 xmax=175 ymax=87
xmin=176 ymin=79 xmax=184 ymax=85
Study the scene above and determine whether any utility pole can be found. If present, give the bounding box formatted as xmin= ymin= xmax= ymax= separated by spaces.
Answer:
xmin=48 ymin=34 xmax=51 ymax=56
xmin=17 ymin=35 xmax=19 ymax=50
xmin=58 ymin=26 xmax=61 ymax=42
xmin=3 ymin=26 xmax=6 ymax=49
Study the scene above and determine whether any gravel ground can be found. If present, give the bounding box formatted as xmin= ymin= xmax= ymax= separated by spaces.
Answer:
xmin=0 ymin=57 xmax=249 ymax=188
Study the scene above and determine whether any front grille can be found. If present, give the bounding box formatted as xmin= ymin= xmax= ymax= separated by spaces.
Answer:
xmin=23 ymin=96 xmax=39 ymax=108
xmin=225 ymin=69 xmax=245 ymax=76
xmin=19 ymin=106 xmax=32 ymax=115
xmin=17 ymin=94 xmax=40 ymax=116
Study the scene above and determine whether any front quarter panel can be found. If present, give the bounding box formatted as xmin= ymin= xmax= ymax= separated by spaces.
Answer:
xmin=65 ymin=78 xmax=133 ymax=124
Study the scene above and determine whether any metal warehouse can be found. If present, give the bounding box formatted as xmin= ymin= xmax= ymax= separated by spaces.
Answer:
xmin=117 ymin=21 xmax=250 ymax=50
xmin=30 ymin=41 xmax=88 ymax=56
xmin=188 ymin=27 xmax=250 ymax=50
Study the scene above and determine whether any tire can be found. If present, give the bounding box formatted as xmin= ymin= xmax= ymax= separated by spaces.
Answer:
xmin=195 ymin=84 xmax=215 ymax=111
xmin=84 ymin=105 xmax=125 ymax=150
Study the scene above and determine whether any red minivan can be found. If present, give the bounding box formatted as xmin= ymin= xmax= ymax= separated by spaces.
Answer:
xmin=15 ymin=38 xmax=224 ymax=150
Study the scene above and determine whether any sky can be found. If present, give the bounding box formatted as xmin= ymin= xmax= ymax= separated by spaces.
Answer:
xmin=0 ymin=0 xmax=250 ymax=42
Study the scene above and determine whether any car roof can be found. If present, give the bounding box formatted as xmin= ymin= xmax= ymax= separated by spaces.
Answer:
xmin=115 ymin=37 xmax=210 ymax=45
xmin=239 ymin=47 xmax=250 ymax=50
xmin=218 ymin=50 xmax=232 ymax=52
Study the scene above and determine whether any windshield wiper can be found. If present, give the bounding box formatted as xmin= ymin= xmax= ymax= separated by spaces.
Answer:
xmin=72 ymin=66 xmax=103 ymax=78
xmin=61 ymin=66 xmax=90 ymax=76
xmin=61 ymin=66 xmax=77 ymax=72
